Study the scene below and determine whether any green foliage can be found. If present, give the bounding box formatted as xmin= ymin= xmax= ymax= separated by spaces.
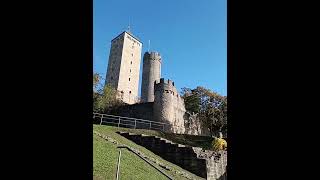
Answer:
xmin=93 ymin=134 xmax=169 ymax=180
xmin=93 ymin=73 xmax=124 ymax=113
xmin=181 ymin=86 xmax=227 ymax=136
xmin=93 ymin=73 xmax=101 ymax=92
xmin=181 ymin=88 xmax=201 ymax=113
xmin=93 ymin=84 xmax=123 ymax=113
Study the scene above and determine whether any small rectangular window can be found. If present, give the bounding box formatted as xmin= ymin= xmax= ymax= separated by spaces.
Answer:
xmin=130 ymin=69 xmax=131 ymax=72
xmin=131 ymin=61 xmax=132 ymax=64
xmin=129 ymin=78 xmax=130 ymax=81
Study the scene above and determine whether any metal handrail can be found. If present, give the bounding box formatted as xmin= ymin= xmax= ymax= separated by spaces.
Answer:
xmin=93 ymin=112 xmax=185 ymax=128
xmin=93 ymin=112 xmax=166 ymax=125
xmin=93 ymin=112 xmax=186 ymax=132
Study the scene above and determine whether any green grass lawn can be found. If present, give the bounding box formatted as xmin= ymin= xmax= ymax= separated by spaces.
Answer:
xmin=93 ymin=125 xmax=205 ymax=180
xmin=93 ymin=133 xmax=168 ymax=180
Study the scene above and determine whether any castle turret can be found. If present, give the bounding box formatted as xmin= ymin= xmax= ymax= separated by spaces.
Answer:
xmin=141 ymin=51 xmax=161 ymax=102
xmin=153 ymin=78 xmax=185 ymax=133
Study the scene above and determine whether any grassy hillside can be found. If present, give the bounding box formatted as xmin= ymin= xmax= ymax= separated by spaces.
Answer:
xmin=93 ymin=133 xmax=168 ymax=180
xmin=93 ymin=125 xmax=205 ymax=180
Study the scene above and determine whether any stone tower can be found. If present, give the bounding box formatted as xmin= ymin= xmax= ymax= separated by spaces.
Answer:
xmin=153 ymin=78 xmax=186 ymax=133
xmin=105 ymin=31 xmax=142 ymax=104
xmin=141 ymin=51 xmax=161 ymax=102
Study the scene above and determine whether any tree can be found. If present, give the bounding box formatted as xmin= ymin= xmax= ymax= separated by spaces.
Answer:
xmin=181 ymin=86 xmax=227 ymax=136
xmin=93 ymin=73 xmax=101 ymax=92
xmin=94 ymin=85 xmax=122 ymax=113
xmin=93 ymin=73 xmax=123 ymax=113
xmin=93 ymin=73 xmax=102 ymax=105
xmin=181 ymin=87 xmax=201 ymax=113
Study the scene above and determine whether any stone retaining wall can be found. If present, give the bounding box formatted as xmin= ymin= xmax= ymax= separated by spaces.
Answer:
xmin=118 ymin=132 xmax=227 ymax=179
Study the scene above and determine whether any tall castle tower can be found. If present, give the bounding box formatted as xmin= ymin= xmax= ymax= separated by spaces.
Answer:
xmin=105 ymin=31 xmax=142 ymax=104
xmin=141 ymin=52 xmax=161 ymax=102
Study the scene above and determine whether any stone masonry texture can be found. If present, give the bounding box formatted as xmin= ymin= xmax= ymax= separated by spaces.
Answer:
xmin=105 ymin=31 xmax=142 ymax=104
xmin=141 ymin=51 xmax=161 ymax=103
xmin=118 ymin=132 xmax=227 ymax=180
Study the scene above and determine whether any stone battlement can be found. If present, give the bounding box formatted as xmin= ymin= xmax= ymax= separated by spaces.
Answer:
xmin=154 ymin=78 xmax=183 ymax=100
xmin=155 ymin=78 xmax=175 ymax=87
xmin=144 ymin=51 xmax=162 ymax=63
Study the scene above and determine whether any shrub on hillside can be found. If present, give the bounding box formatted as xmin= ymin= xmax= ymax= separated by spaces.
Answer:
xmin=211 ymin=137 xmax=227 ymax=151
xmin=93 ymin=73 xmax=124 ymax=113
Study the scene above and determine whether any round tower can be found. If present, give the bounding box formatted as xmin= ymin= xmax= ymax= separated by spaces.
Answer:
xmin=141 ymin=51 xmax=161 ymax=102
xmin=153 ymin=78 xmax=185 ymax=133
xmin=153 ymin=78 xmax=174 ymax=124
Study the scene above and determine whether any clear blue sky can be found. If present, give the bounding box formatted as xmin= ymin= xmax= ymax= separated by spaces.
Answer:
xmin=94 ymin=0 xmax=227 ymax=96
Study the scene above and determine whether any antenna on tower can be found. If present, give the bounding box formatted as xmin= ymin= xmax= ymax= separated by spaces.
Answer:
xmin=148 ymin=40 xmax=150 ymax=52
xmin=127 ymin=17 xmax=131 ymax=32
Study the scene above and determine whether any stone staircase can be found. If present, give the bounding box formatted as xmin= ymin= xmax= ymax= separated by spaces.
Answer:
xmin=117 ymin=131 xmax=208 ymax=178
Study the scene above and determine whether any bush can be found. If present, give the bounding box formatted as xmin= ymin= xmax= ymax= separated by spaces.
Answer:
xmin=211 ymin=137 xmax=227 ymax=151
xmin=93 ymin=84 xmax=124 ymax=113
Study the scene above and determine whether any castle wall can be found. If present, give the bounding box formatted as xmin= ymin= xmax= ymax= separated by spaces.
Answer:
xmin=184 ymin=112 xmax=204 ymax=135
xmin=153 ymin=78 xmax=185 ymax=134
xmin=184 ymin=112 xmax=217 ymax=136
xmin=172 ymin=89 xmax=186 ymax=133
xmin=113 ymin=102 xmax=154 ymax=121
xmin=193 ymin=148 xmax=227 ymax=180
xmin=206 ymin=151 xmax=227 ymax=180
xmin=141 ymin=52 xmax=161 ymax=102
